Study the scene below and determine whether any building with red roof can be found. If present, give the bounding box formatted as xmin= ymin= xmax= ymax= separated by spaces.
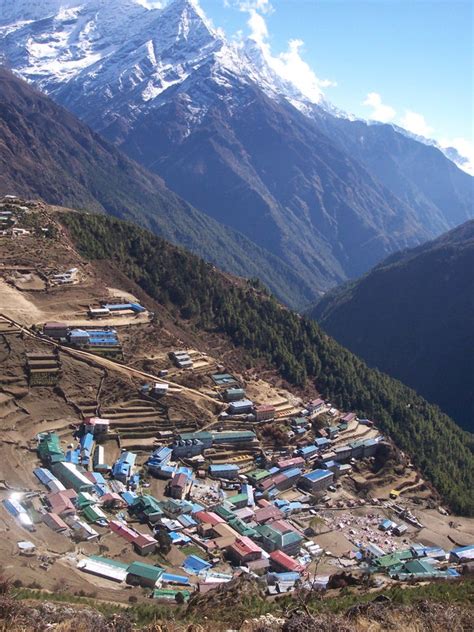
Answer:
xmin=194 ymin=511 xmax=225 ymax=526
xmin=254 ymin=505 xmax=283 ymax=524
xmin=269 ymin=550 xmax=305 ymax=573
xmin=46 ymin=491 xmax=76 ymax=516
xmin=276 ymin=456 xmax=305 ymax=470
xmin=43 ymin=512 xmax=69 ymax=533
xmin=254 ymin=404 xmax=276 ymax=421
xmin=227 ymin=536 xmax=263 ymax=564
xmin=109 ymin=520 xmax=139 ymax=543
xmin=168 ymin=473 xmax=188 ymax=499
xmin=133 ymin=533 xmax=158 ymax=556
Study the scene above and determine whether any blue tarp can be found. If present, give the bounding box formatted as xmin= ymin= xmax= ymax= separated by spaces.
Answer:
xmin=177 ymin=467 xmax=193 ymax=477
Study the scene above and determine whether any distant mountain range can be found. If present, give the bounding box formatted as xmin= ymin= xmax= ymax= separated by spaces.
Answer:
xmin=311 ymin=221 xmax=474 ymax=432
xmin=0 ymin=68 xmax=312 ymax=307
xmin=1 ymin=0 xmax=472 ymax=303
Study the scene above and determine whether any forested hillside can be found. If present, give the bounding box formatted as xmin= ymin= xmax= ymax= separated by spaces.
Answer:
xmin=311 ymin=221 xmax=474 ymax=432
xmin=60 ymin=211 xmax=474 ymax=516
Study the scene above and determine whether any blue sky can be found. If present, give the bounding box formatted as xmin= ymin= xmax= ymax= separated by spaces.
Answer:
xmin=198 ymin=0 xmax=473 ymax=168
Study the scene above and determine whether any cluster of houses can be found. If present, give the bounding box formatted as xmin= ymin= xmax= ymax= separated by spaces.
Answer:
xmin=3 ymin=409 xmax=468 ymax=601
xmin=361 ymin=541 xmax=473 ymax=581
xmin=0 ymin=197 xmax=54 ymax=238
xmin=0 ymin=201 xmax=30 ymax=237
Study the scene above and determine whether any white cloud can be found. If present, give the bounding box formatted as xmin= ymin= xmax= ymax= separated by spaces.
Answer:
xmin=235 ymin=0 xmax=273 ymax=13
xmin=362 ymin=92 xmax=396 ymax=123
xmin=232 ymin=1 xmax=334 ymax=103
xmin=400 ymin=110 xmax=434 ymax=138
xmin=269 ymin=39 xmax=337 ymax=102
xmin=135 ymin=0 xmax=165 ymax=8
xmin=247 ymin=9 xmax=269 ymax=46
xmin=439 ymin=137 xmax=474 ymax=175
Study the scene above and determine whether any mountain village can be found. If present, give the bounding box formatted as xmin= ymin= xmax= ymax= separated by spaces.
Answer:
xmin=0 ymin=198 xmax=472 ymax=607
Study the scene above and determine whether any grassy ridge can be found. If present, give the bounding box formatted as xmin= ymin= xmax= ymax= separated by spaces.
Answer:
xmin=61 ymin=212 xmax=474 ymax=515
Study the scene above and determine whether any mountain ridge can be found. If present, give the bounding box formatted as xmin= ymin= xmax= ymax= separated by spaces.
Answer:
xmin=0 ymin=66 xmax=314 ymax=307
xmin=310 ymin=220 xmax=474 ymax=432
xmin=2 ymin=0 xmax=472 ymax=298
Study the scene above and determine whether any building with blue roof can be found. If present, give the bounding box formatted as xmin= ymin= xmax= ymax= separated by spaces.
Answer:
xmin=449 ymin=545 xmax=474 ymax=563
xmin=209 ymin=464 xmax=240 ymax=479
xmin=161 ymin=572 xmax=190 ymax=586
xmin=315 ymin=437 xmax=331 ymax=449
xmin=34 ymin=467 xmax=65 ymax=493
xmin=80 ymin=432 xmax=95 ymax=465
xmin=168 ymin=532 xmax=191 ymax=545
xmin=299 ymin=469 xmax=334 ymax=493
xmin=283 ymin=467 xmax=303 ymax=480
xmin=65 ymin=449 xmax=80 ymax=464
xmin=177 ymin=514 xmax=197 ymax=528
xmin=350 ymin=437 xmax=380 ymax=459
xmin=121 ymin=491 xmax=138 ymax=506
xmin=182 ymin=555 xmax=211 ymax=575
xmin=147 ymin=446 xmax=172 ymax=467
xmin=112 ymin=452 xmax=136 ymax=483
xmin=379 ymin=519 xmax=396 ymax=532
xmin=227 ymin=399 xmax=254 ymax=414
xmin=296 ymin=445 xmax=319 ymax=460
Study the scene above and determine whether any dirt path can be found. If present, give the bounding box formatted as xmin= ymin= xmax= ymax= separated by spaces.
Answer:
xmin=0 ymin=280 xmax=43 ymax=325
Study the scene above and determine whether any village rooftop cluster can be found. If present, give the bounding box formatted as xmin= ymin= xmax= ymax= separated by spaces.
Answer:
xmin=4 ymin=381 xmax=472 ymax=601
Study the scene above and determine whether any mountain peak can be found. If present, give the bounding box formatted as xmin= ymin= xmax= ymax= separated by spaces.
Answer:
xmin=160 ymin=0 xmax=218 ymax=44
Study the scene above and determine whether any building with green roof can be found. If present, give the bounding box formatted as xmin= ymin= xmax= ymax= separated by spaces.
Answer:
xmin=83 ymin=504 xmax=107 ymax=524
xmin=89 ymin=556 xmax=129 ymax=570
xmin=153 ymin=588 xmax=191 ymax=602
xmin=37 ymin=432 xmax=65 ymax=465
xmin=257 ymin=523 xmax=303 ymax=555
xmin=373 ymin=549 xmax=413 ymax=570
xmin=390 ymin=559 xmax=450 ymax=580
xmin=214 ymin=503 xmax=236 ymax=521
xmin=127 ymin=561 xmax=164 ymax=588
xmin=227 ymin=493 xmax=249 ymax=509
xmin=247 ymin=469 xmax=271 ymax=485
xmin=131 ymin=494 xmax=164 ymax=524
xmin=228 ymin=516 xmax=259 ymax=539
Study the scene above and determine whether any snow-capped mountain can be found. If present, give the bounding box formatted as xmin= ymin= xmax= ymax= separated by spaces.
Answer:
xmin=0 ymin=0 xmax=328 ymax=131
xmin=0 ymin=0 xmax=472 ymax=301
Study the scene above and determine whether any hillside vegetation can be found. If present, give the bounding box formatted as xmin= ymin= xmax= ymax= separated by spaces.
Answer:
xmin=311 ymin=221 xmax=474 ymax=432
xmin=60 ymin=211 xmax=474 ymax=516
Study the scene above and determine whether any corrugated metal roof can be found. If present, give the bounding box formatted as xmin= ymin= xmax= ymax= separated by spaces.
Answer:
xmin=127 ymin=561 xmax=163 ymax=582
